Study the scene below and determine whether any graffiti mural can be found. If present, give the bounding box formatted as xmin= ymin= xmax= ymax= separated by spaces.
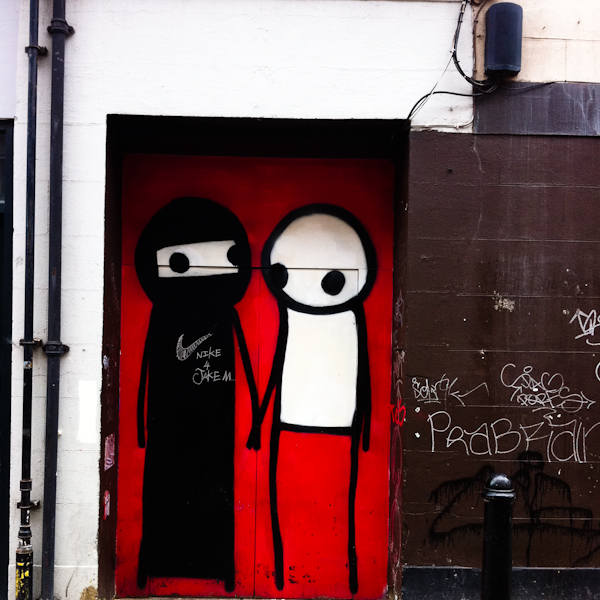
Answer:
xmin=117 ymin=155 xmax=394 ymax=598
xmin=134 ymin=198 xmax=259 ymax=589
xmin=251 ymin=205 xmax=377 ymax=593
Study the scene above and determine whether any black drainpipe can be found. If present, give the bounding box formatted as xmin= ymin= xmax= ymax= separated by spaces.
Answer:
xmin=16 ymin=2 xmax=46 ymax=600
xmin=41 ymin=1 xmax=73 ymax=599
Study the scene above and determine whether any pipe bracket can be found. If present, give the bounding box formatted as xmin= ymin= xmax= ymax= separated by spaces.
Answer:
xmin=19 ymin=338 xmax=42 ymax=347
xmin=42 ymin=341 xmax=69 ymax=355
xmin=17 ymin=500 xmax=40 ymax=510
xmin=48 ymin=18 xmax=75 ymax=36
xmin=24 ymin=45 xmax=48 ymax=56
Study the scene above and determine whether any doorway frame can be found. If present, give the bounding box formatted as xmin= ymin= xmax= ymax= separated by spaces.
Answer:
xmin=100 ymin=116 xmax=408 ymax=599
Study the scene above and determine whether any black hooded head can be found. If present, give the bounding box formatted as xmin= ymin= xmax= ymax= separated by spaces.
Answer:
xmin=135 ymin=197 xmax=251 ymax=309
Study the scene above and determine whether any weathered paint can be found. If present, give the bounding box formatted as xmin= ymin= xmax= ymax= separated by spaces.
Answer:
xmin=15 ymin=550 xmax=32 ymax=600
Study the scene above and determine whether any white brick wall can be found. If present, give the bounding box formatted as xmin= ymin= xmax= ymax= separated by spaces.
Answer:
xmin=474 ymin=0 xmax=600 ymax=83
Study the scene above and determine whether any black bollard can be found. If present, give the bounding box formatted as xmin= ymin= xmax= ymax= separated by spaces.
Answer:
xmin=481 ymin=473 xmax=516 ymax=600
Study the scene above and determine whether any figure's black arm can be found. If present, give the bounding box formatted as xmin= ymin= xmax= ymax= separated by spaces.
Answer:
xmin=137 ymin=329 xmax=151 ymax=449
xmin=248 ymin=304 xmax=288 ymax=449
xmin=232 ymin=308 xmax=261 ymax=450
xmin=356 ymin=305 xmax=371 ymax=452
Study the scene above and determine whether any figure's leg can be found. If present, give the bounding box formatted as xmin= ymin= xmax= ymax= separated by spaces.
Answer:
xmin=348 ymin=433 xmax=360 ymax=594
xmin=225 ymin=441 xmax=236 ymax=591
xmin=138 ymin=452 xmax=152 ymax=589
xmin=137 ymin=536 xmax=148 ymax=588
xmin=224 ymin=565 xmax=235 ymax=592
xmin=224 ymin=506 xmax=235 ymax=590
xmin=270 ymin=423 xmax=284 ymax=590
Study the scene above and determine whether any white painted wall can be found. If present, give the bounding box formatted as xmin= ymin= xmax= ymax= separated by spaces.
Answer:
xmin=0 ymin=0 xmax=20 ymax=118
xmin=8 ymin=1 xmax=472 ymax=598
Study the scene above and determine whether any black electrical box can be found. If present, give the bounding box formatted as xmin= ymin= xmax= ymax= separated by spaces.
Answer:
xmin=485 ymin=2 xmax=523 ymax=76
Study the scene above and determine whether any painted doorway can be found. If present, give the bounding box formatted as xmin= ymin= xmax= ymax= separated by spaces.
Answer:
xmin=116 ymin=154 xmax=394 ymax=599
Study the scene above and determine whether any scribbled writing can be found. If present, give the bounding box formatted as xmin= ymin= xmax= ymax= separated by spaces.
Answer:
xmin=188 ymin=343 xmax=233 ymax=385
xmin=393 ymin=350 xmax=405 ymax=401
xmin=389 ymin=402 xmax=406 ymax=426
xmin=570 ymin=308 xmax=600 ymax=345
xmin=196 ymin=347 xmax=221 ymax=360
xmin=391 ymin=349 xmax=406 ymax=426
xmin=193 ymin=364 xmax=233 ymax=385
xmin=394 ymin=291 xmax=404 ymax=328
xmin=501 ymin=363 xmax=595 ymax=414
xmin=393 ymin=349 xmax=404 ymax=389
xmin=412 ymin=375 xmax=489 ymax=406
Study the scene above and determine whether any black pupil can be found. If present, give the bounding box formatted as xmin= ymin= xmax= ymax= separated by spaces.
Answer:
xmin=321 ymin=270 xmax=345 ymax=295
xmin=227 ymin=244 xmax=239 ymax=266
xmin=169 ymin=252 xmax=190 ymax=274
xmin=270 ymin=263 xmax=289 ymax=289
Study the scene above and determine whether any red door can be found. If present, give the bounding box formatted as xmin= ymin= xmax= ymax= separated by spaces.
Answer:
xmin=117 ymin=155 xmax=394 ymax=599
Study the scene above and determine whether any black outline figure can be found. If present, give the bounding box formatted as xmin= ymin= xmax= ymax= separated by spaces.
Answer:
xmin=135 ymin=197 xmax=258 ymax=591
xmin=247 ymin=204 xmax=376 ymax=593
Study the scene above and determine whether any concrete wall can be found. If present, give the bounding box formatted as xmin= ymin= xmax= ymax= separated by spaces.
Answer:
xmin=8 ymin=1 xmax=474 ymax=598
xmin=474 ymin=0 xmax=600 ymax=83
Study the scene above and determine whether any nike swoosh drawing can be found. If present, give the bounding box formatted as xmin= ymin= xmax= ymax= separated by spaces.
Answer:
xmin=176 ymin=333 xmax=213 ymax=361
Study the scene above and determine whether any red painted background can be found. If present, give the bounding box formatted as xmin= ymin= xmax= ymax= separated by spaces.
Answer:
xmin=117 ymin=155 xmax=394 ymax=598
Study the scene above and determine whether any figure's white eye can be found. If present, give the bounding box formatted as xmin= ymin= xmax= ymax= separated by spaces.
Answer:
xmin=283 ymin=268 xmax=359 ymax=308
xmin=156 ymin=240 xmax=238 ymax=278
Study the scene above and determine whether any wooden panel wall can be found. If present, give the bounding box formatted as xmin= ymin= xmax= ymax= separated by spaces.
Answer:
xmin=403 ymin=132 xmax=600 ymax=568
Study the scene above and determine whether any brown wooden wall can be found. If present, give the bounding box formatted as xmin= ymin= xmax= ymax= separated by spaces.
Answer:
xmin=403 ymin=131 xmax=600 ymax=569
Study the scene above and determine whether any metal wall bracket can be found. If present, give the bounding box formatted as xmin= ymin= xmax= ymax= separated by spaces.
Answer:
xmin=48 ymin=18 xmax=74 ymax=36
xmin=42 ymin=341 xmax=69 ymax=355
xmin=17 ymin=500 xmax=40 ymax=511
xmin=24 ymin=45 xmax=48 ymax=56
xmin=19 ymin=338 xmax=42 ymax=348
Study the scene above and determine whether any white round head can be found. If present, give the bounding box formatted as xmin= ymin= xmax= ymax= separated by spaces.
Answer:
xmin=262 ymin=205 xmax=376 ymax=314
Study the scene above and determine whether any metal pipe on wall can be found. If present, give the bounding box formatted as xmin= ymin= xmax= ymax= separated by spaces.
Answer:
xmin=16 ymin=2 xmax=46 ymax=599
xmin=41 ymin=1 xmax=73 ymax=599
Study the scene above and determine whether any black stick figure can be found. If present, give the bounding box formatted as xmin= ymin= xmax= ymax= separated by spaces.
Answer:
xmin=247 ymin=204 xmax=376 ymax=593
xmin=135 ymin=197 xmax=258 ymax=591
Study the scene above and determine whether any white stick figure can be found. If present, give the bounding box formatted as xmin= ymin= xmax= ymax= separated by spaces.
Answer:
xmin=247 ymin=204 xmax=376 ymax=593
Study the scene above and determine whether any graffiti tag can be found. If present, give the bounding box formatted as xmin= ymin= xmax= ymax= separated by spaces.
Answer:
xmin=570 ymin=308 xmax=600 ymax=345
xmin=412 ymin=375 xmax=489 ymax=406
xmin=500 ymin=363 xmax=595 ymax=414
